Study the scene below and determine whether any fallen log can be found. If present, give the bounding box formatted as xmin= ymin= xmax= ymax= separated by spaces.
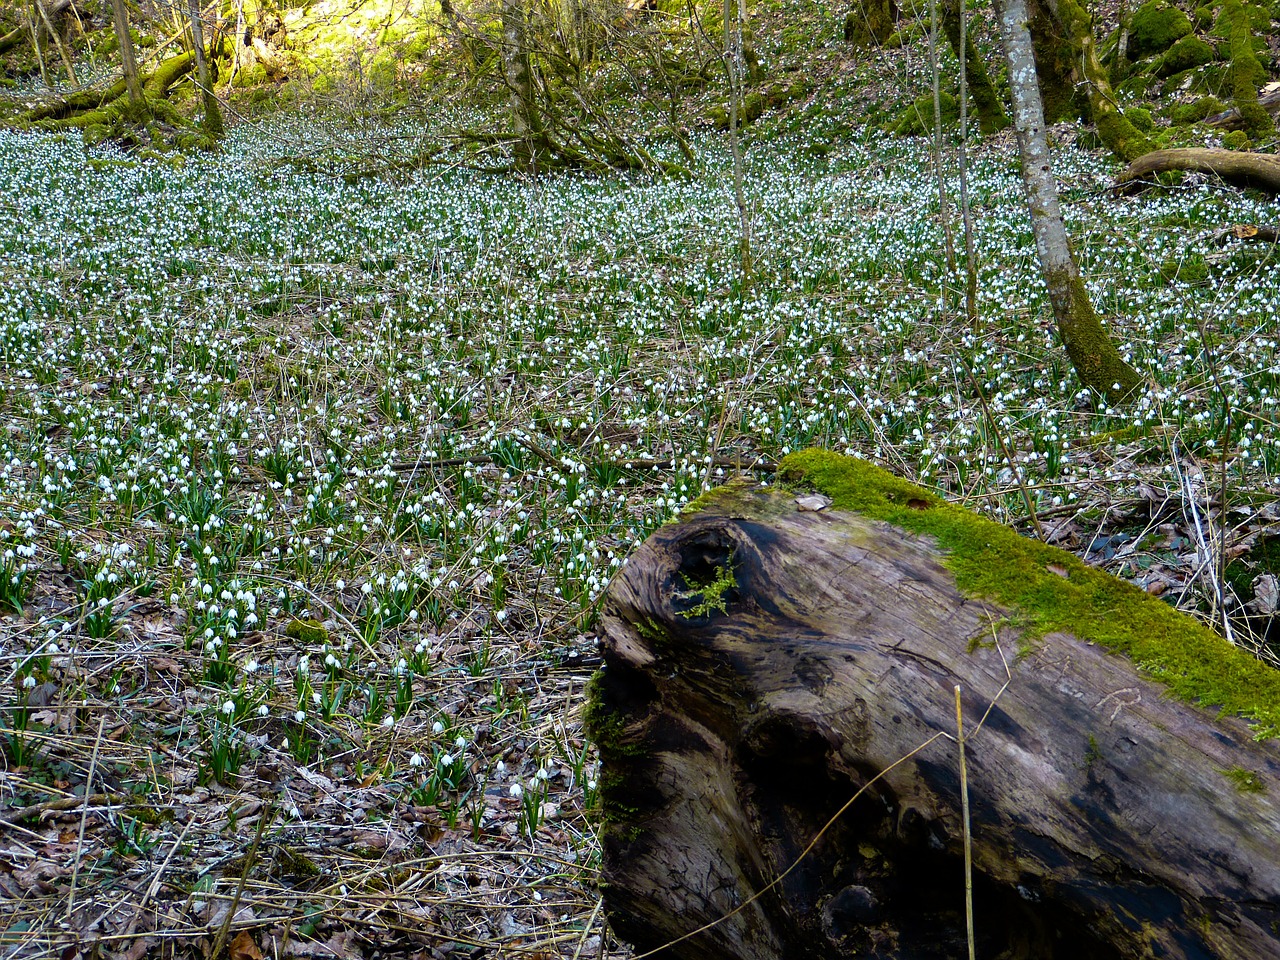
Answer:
xmin=588 ymin=450 xmax=1280 ymax=960
xmin=1114 ymin=147 xmax=1280 ymax=194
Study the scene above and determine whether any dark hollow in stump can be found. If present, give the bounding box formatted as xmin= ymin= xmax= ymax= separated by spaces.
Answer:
xmin=590 ymin=463 xmax=1280 ymax=960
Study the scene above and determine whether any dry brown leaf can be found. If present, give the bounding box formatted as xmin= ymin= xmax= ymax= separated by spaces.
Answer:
xmin=1046 ymin=564 xmax=1070 ymax=579
xmin=229 ymin=930 xmax=264 ymax=960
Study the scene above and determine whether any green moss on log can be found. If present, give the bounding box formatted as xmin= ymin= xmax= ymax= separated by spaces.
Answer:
xmin=778 ymin=449 xmax=1280 ymax=739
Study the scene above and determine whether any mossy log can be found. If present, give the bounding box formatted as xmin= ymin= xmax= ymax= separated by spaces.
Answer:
xmin=1114 ymin=147 xmax=1280 ymax=194
xmin=590 ymin=450 xmax=1280 ymax=960
xmin=12 ymin=51 xmax=195 ymax=135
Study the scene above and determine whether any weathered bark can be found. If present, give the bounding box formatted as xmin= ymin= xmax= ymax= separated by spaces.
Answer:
xmin=108 ymin=0 xmax=141 ymax=104
xmin=591 ymin=458 xmax=1280 ymax=960
xmin=995 ymin=0 xmax=1142 ymax=402
xmin=185 ymin=0 xmax=222 ymax=138
xmin=1114 ymin=148 xmax=1280 ymax=195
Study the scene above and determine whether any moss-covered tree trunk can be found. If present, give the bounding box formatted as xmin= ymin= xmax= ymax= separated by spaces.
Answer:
xmin=1218 ymin=0 xmax=1274 ymax=139
xmin=940 ymin=0 xmax=1007 ymax=133
xmin=1023 ymin=0 xmax=1152 ymax=162
xmin=843 ymin=0 xmax=897 ymax=46
xmin=186 ymin=0 xmax=222 ymax=138
xmin=591 ymin=452 xmax=1280 ymax=960
xmin=996 ymin=0 xmax=1142 ymax=401
xmin=108 ymin=0 xmax=141 ymax=104
xmin=501 ymin=0 xmax=546 ymax=168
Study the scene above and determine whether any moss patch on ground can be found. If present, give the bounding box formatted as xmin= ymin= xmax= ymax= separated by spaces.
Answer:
xmin=778 ymin=449 xmax=1280 ymax=738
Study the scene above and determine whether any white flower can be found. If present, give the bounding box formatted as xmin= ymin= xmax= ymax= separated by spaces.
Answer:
xmin=381 ymin=715 xmax=394 ymax=728
xmin=21 ymin=676 xmax=35 ymax=690
xmin=508 ymin=783 xmax=523 ymax=799
xmin=432 ymin=721 xmax=444 ymax=734
xmin=294 ymin=710 xmax=306 ymax=723
xmin=439 ymin=753 xmax=454 ymax=766
xmin=410 ymin=752 xmax=424 ymax=767
xmin=221 ymin=700 xmax=235 ymax=715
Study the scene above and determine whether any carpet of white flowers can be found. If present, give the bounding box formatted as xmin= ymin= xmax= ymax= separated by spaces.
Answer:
xmin=1 ymin=118 xmax=1279 ymax=958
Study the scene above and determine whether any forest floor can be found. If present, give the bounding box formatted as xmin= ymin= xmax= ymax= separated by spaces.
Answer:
xmin=3 ymin=8 xmax=1280 ymax=959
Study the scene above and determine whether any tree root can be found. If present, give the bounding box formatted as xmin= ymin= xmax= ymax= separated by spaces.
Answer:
xmin=1114 ymin=148 xmax=1280 ymax=194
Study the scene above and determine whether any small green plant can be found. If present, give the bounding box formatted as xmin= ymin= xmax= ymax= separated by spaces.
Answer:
xmin=677 ymin=560 xmax=737 ymax=619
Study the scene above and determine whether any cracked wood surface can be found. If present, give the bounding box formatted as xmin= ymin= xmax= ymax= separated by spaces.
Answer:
xmin=594 ymin=481 xmax=1280 ymax=960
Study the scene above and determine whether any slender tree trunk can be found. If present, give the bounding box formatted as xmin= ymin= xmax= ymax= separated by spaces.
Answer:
xmin=995 ymin=0 xmax=1142 ymax=402
xmin=501 ymin=0 xmax=543 ymax=168
xmin=186 ymin=0 xmax=223 ymax=137
xmin=35 ymin=0 xmax=77 ymax=85
xmin=724 ymin=0 xmax=751 ymax=277
xmin=928 ymin=0 xmax=956 ymax=278
xmin=27 ymin=3 xmax=50 ymax=89
xmin=957 ymin=0 xmax=980 ymax=328
xmin=939 ymin=0 xmax=1006 ymax=133
xmin=109 ymin=0 xmax=142 ymax=104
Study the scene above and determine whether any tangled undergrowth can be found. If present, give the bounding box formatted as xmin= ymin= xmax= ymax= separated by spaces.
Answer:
xmin=2 ymin=114 xmax=1280 ymax=958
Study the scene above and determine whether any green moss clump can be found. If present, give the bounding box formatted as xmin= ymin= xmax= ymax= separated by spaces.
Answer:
xmin=1222 ymin=766 xmax=1266 ymax=792
xmin=1129 ymin=0 xmax=1194 ymax=58
xmin=1222 ymin=129 xmax=1251 ymax=150
xmin=1170 ymin=95 xmax=1225 ymax=124
xmin=1156 ymin=35 xmax=1217 ymax=77
xmin=892 ymin=91 xmax=959 ymax=136
xmin=1159 ymin=253 xmax=1210 ymax=285
xmin=1217 ymin=0 xmax=1273 ymax=138
xmin=1126 ymin=106 xmax=1157 ymax=131
xmin=284 ymin=617 xmax=329 ymax=644
xmin=778 ymin=450 xmax=1280 ymax=738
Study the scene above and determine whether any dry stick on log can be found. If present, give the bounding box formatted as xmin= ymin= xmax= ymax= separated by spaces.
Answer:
xmin=589 ymin=452 xmax=1280 ymax=960
xmin=1114 ymin=147 xmax=1280 ymax=194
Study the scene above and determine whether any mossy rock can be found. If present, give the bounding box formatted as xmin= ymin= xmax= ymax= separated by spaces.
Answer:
xmin=1129 ymin=0 xmax=1194 ymax=58
xmin=1223 ymin=128 xmax=1252 ymax=149
xmin=1194 ymin=4 xmax=1216 ymax=28
xmin=779 ymin=449 xmax=1280 ymax=737
xmin=1156 ymin=35 xmax=1217 ymax=77
xmin=891 ymin=90 xmax=958 ymax=136
xmin=284 ymin=617 xmax=329 ymax=644
xmin=1126 ymin=106 xmax=1157 ymax=131
xmin=1169 ymin=95 xmax=1225 ymax=123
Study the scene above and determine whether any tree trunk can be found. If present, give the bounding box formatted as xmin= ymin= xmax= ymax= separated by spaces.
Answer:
xmin=501 ymin=0 xmax=544 ymax=168
xmin=185 ymin=0 xmax=222 ymax=137
xmin=939 ymin=0 xmax=1007 ymax=134
xmin=1220 ymin=0 xmax=1273 ymax=138
xmin=1042 ymin=0 xmax=1151 ymax=162
xmin=108 ymin=0 xmax=141 ymax=104
xmin=589 ymin=452 xmax=1280 ymax=960
xmin=994 ymin=0 xmax=1142 ymax=402
xmin=34 ymin=0 xmax=77 ymax=86
xmin=1114 ymin=147 xmax=1280 ymax=195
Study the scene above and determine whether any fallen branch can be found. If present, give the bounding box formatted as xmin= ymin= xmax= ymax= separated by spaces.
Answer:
xmin=1207 ymin=87 xmax=1280 ymax=130
xmin=1114 ymin=147 xmax=1280 ymax=194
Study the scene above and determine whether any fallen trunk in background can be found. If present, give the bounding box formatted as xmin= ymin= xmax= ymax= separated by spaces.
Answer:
xmin=588 ymin=450 xmax=1280 ymax=960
